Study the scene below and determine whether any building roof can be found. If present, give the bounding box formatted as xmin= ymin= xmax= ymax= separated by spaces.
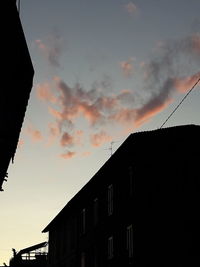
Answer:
xmin=0 ymin=1 xmax=34 ymax=190
xmin=18 ymin=242 xmax=47 ymax=256
xmin=42 ymin=124 xmax=200 ymax=233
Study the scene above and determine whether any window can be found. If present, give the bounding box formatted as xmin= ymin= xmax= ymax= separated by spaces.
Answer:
xmin=129 ymin=166 xmax=134 ymax=195
xmin=81 ymin=252 xmax=86 ymax=267
xmin=93 ymin=198 xmax=98 ymax=225
xmin=108 ymin=236 xmax=114 ymax=259
xmin=126 ymin=224 xmax=134 ymax=258
xmin=94 ymin=246 xmax=98 ymax=267
xmin=80 ymin=208 xmax=86 ymax=235
xmin=70 ymin=216 xmax=76 ymax=250
xmin=108 ymin=184 xmax=113 ymax=216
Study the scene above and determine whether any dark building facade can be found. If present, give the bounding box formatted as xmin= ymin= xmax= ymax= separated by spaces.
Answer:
xmin=43 ymin=125 xmax=200 ymax=267
xmin=0 ymin=1 xmax=34 ymax=190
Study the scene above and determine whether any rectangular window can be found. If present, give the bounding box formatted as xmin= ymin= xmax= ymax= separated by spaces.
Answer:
xmin=94 ymin=246 xmax=98 ymax=267
xmin=127 ymin=224 xmax=134 ymax=258
xmin=129 ymin=166 xmax=135 ymax=195
xmin=70 ymin=216 xmax=76 ymax=250
xmin=93 ymin=198 xmax=98 ymax=225
xmin=108 ymin=184 xmax=113 ymax=216
xmin=80 ymin=208 xmax=86 ymax=235
xmin=108 ymin=236 xmax=114 ymax=259
xmin=81 ymin=252 xmax=86 ymax=267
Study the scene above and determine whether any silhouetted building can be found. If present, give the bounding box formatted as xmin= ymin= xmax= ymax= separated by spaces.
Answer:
xmin=43 ymin=125 xmax=200 ymax=267
xmin=0 ymin=1 xmax=34 ymax=191
xmin=9 ymin=242 xmax=48 ymax=267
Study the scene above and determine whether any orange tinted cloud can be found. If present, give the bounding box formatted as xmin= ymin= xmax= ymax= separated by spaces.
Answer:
xmin=17 ymin=139 xmax=24 ymax=149
xmin=35 ymin=33 xmax=64 ymax=67
xmin=90 ymin=131 xmax=112 ymax=147
xmin=190 ymin=34 xmax=200 ymax=54
xmin=60 ymin=130 xmax=84 ymax=148
xmin=46 ymin=123 xmax=60 ymax=146
xmin=120 ymin=58 xmax=134 ymax=78
xmin=60 ymin=151 xmax=76 ymax=159
xmin=110 ymin=108 xmax=136 ymax=125
xmin=26 ymin=125 xmax=43 ymax=143
xmin=135 ymin=98 xmax=173 ymax=127
xmin=174 ymin=72 xmax=200 ymax=93
xmin=36 ymin=83 xmax=57 ymax=103
xmin=125 ymin=2 xmax=138 ymax=15
xmin=60 ymin=132 xmax=74 ymax=147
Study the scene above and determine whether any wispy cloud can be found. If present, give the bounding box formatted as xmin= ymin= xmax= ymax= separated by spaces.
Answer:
xmin=26 ymin=125 xmax=43 ymax=143
xmin=120 ymin=58 xmax=134 ymax=78
xmin=17 ymin=139 xmax=24 ymax=149
xmin=90 ymin=131 xmax=112 ymax=147
xmin=35 ymin=31 xmax=64 ymax=68
xmin=137 ymin=33 xmax=200 ymax=124
xmin=60 ymin=151 xmax=76 ymax=159
xmin=36 ymin=83 xmax=57 ymax=103
xmin=60 ymin=132 xmax=74 ymax=147
xmin=36 ymin=33 xmax=200 ymax=159
xmin=124 ymin=2 xmax=138 ymax=16
xmin=174 ymin=72 xmax=200 ymax=93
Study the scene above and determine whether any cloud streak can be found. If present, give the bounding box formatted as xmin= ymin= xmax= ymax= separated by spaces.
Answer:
xmin=124 ymin=2 xmax=138 ymax=15
xmin=120 ymin=58 xmax=134 ymax=78
xmin=90 ymin=131 xmax=112 ymax=147
xmin=35 ymin=31 xmax=64 ymax=68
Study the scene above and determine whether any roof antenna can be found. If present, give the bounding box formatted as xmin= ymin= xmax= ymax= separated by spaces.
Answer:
xmin=105 ymin=141 xmax=119 ymax=157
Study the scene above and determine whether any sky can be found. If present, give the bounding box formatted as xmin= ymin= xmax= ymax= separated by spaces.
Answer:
xmin=1 ymin=0 xmax=200 ymax=264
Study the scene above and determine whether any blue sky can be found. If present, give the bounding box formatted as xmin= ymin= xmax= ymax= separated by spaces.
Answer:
xmin=1 ymin=0 xmax=200 ymax=264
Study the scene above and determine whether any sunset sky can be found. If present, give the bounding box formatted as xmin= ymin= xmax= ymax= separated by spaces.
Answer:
xmin=1 ymin=0 xmax=200 ymax=264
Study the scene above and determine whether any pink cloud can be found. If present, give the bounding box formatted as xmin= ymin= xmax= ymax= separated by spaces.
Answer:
xmin=135 ymin=98 xmax=173 ymax=127
xmin=174 ymin=72 xmax=200 ymax=93
xmin=120 ymin=58 xmax=134 ymax=78
xmin=26 ymin=125 xmax=43 ymax=143
xmin=35 ymin=32 xmax=64 ymax=68
xmin=125 ymin=2 xmax=138 ymax=15
xmin=60 ymin=132 xmax=74 ymax=147
xmin=60 ymin=151 xmax=76 ymax=159
xmin=17 ymin=139 xmax=24 ymax=149
xmin=190 ymin=34 xmax=200 ymax=54
xmin=36 ymin=83 xmax=57 ymax=103
xmin=60 ymin=130 xmax=84 ymax=148
xmin=90 ymin=131 xmax=112 ymax=147
xmin=46 ymin=123 xmax=60 ymax=146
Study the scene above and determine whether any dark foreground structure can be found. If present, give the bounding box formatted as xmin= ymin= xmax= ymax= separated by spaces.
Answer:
xmin=43 ymin=125 xmax=200 ymax=267
xmin=9 ymin=242 xmax=48 ymax=267
xmin=0 ymin=1 xmax=34 ymax=191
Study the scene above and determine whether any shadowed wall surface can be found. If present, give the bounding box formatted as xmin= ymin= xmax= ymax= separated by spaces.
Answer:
xmin=43 ymin=125 xmax=200 ymax=267
xmin=0 ymin=0 xmax=34 ymax=190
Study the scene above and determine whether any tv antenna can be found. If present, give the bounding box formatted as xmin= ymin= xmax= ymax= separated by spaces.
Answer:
xmin=105 ymin=141 xmax=119 ymax=157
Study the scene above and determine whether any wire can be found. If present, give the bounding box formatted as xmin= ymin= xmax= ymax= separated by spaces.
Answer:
xmin=160 ymin=75 xmax=200 ymax=129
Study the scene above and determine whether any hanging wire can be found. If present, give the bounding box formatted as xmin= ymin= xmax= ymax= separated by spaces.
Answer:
xmin=160 ymin=75 xmax=200 ymax=129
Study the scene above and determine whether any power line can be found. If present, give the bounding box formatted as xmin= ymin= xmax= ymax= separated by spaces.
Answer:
xmin=160 ymin=75 xmax=200 ymax=129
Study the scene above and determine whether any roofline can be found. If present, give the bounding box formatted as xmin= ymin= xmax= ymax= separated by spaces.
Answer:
xmin=18 ymin=242 xmax=47 ymax=255
xmin=42 ymin=124 xmax=199 ymax=233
